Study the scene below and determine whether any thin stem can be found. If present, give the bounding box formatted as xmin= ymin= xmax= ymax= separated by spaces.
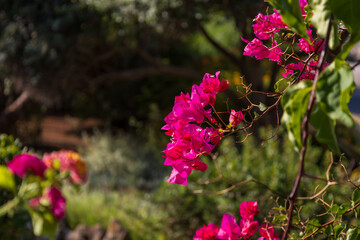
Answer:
xmin=303 ymin=201 xmax=360 ymax=239
xmin=281 ymin=15 xmax=333 ymax=240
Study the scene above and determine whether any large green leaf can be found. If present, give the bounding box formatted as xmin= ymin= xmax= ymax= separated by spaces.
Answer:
xmin=268 ymin=0 xmax=309 ymax=41
xmin=310 ymin=0 xmax=329 ymax=37
xmin=346 ymin=228 xmax=360 ymax=240
xmin=316 ymin=59 xmax=355 ymax=127
xmin=281 ymin=81 xmax=313 ymax=150
xmin=310 ymin=105 xmax=340 ymax=154
xmin=328 ymin=0 xmax=360 ymax=59
xmin=338 ymin=32 xmax=360 ymax=60
xmin=328 ymin=0 xmax=360 ymax=31
xmin=0 ymin=165 xmax=16 ymax=192
xmin=309 ymin=0 xmax=339 ymax=49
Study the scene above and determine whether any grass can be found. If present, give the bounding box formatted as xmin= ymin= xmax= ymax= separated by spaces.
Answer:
xmin=65 ymin=187 xmax=168 ymax=240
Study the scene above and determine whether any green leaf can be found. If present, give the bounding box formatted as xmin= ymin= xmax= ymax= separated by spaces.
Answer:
xmin=310 ymin=104 xmax=340 ymax=154
xmin=338 ymin=32 xmax=360 ymax=60
xmin=330 ymin=204 xmax=340 ymax=214
xmin=346 ymin=228 xmax=360 ymax=240
xmin=310 ymin=0 xmax=329 ymax=37
xmin=316 ymin=59 xmax=355 ymax=127
xmin=281 ymin=81 xmax=313 ymax=150
xmin=334 ymin=225 xmax=345 ymax=238
xmin=259 ymin=102 xmax=268 ymax=111
xmin=308 ymin=218 xmax=321 ymax=227
xmin=328 ymin=0 xmax=360 ymax=59
xmin=0 ymin=197 xmax=20 ymax=217
xmin=309 ymin=0 xmax=339 ymax=49
xmin=268 ymin=0 xmax=309 ymax=41
xmin=274 ymin=78 xmax=290 ymax=93
xmin=328 ymin=0 xmax=360 ymax=31
xmin=30 ymin=211 xmax=57 ymax=239
xmin=352 ymin=188 xmax=360 ymax=205
xmin=32 ymin=212 xmax=44 ymax=236
xmin=0 ymin=165 xmax=16 ymax=192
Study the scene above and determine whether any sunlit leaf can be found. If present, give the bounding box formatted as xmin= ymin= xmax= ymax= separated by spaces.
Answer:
xmin=0 ymin=166 xmax=16 ymax=192
xmin=316 ymin=59 xmax=355 ymax=127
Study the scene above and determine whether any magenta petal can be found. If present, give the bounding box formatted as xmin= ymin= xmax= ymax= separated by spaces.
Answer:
xmin=45 ymin=186 xmax=66 ymax=220
xmin=239 ymin=219 xmax=259 ymax=239
xmin=239 ymin=201 xmax=260 ymax=220
xmin=217 ymin=213 xmax=241 ymax=240
xmin=7 ymin=153 xmax=47 ymax=178
xmin=166 ymin=166 xmax=192 ymax=185
xmin=193 ymin=223 xmax=219 ymax=240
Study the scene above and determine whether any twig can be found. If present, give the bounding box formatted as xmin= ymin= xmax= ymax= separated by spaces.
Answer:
xmin=303 ymin=201 xmax=360 ymax=239
xmin=281 ymin=15 xmax=333 ymax=240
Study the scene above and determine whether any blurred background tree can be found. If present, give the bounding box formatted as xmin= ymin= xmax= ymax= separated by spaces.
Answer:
xmin=0 ymin=0 xmax=276 ymax=136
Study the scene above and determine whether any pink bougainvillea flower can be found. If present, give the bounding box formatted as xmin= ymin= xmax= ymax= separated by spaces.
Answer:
xmin=7 ymin=153 xmax=47 ymax=178
xmin=242 ymin=38 xmax=270 ymax=60
xmin=268 ymin=40 xmax=283 ymax=63
xmin=242 ymin=38 xmax=282 ymax=63
xmin=194 ymin=223 xmax=219 ymax=240
xmin=297 ymin=37 xmax=312 ymax=53
xmin=173 ymin=92 xmax=207 ymax=123
xmin=239 ymin=201 xmax=260 ymax=220
xmin=45 ymin=186 xmax=66 ymax=220
xmin=43 ymin=150 xmax=87 ymax=184
xmin=200 ymin=71 xmax=229 ymax=96
xmin=210 ymin=128 xmax=223 ymax=146
xmin=217 ymin=213 xmax=242 ymax=240
xmin=162 ymin=72 xmax=228 ymax=184
xmin=282 ymin=62 xmax=301 ymax=78
xmin=297 ymin=29 xmax=324 ymax=54
xmin=259 ymin=224 xmax=279 ymax=240
xmin=299 ymin=0 xmax=309 ymax=15
xmin=229 ymin=109 xmax=244 ymax=126
xmin=239 ymin=218 xmax=259 ymax=239
xmin=252 ymin=10 xmax=286 ymax=40
xmin=166 ymin=163 xmax=192 ymax=185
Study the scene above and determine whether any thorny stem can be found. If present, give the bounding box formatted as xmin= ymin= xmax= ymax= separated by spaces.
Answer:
xmin=281 ymin=15 xmax=333 ymax=240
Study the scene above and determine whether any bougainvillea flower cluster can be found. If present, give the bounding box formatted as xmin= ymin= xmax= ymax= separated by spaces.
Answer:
xmin=6 ymin=151 xmax=87 ymax=221
xmin=194 ymin=201 xmax=279 ymax=240
xmin=43 ymin=150 xmax=87 ymax=184
xmin=162 ymin=72 xmax=236 ymax=185
xmin=242 ymin=0 xmax=327 ymax=82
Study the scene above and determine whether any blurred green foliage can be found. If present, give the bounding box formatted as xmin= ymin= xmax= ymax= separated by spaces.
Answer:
xmin=68 ymin=128 xmax=355 ymax=239
xmin=0 ymin=134 xmax=33 ymax=240
xmin=0 ymin=134 xmax=22 ymax=166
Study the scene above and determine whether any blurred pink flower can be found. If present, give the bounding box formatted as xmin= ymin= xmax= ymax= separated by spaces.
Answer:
xmin=7 ymin=153 xmax=47 ymax=178
xmin=43 ymin=150 xmax=87 ymax=184
xmin=45 ymin=186 xmax=66 ymax=220
xmin=28 ymin=197 xmax=41 ymax=210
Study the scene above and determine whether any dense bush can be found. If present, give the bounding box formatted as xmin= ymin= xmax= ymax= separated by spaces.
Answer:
xmin=80 ymin=129 xmax=167 ymax=190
